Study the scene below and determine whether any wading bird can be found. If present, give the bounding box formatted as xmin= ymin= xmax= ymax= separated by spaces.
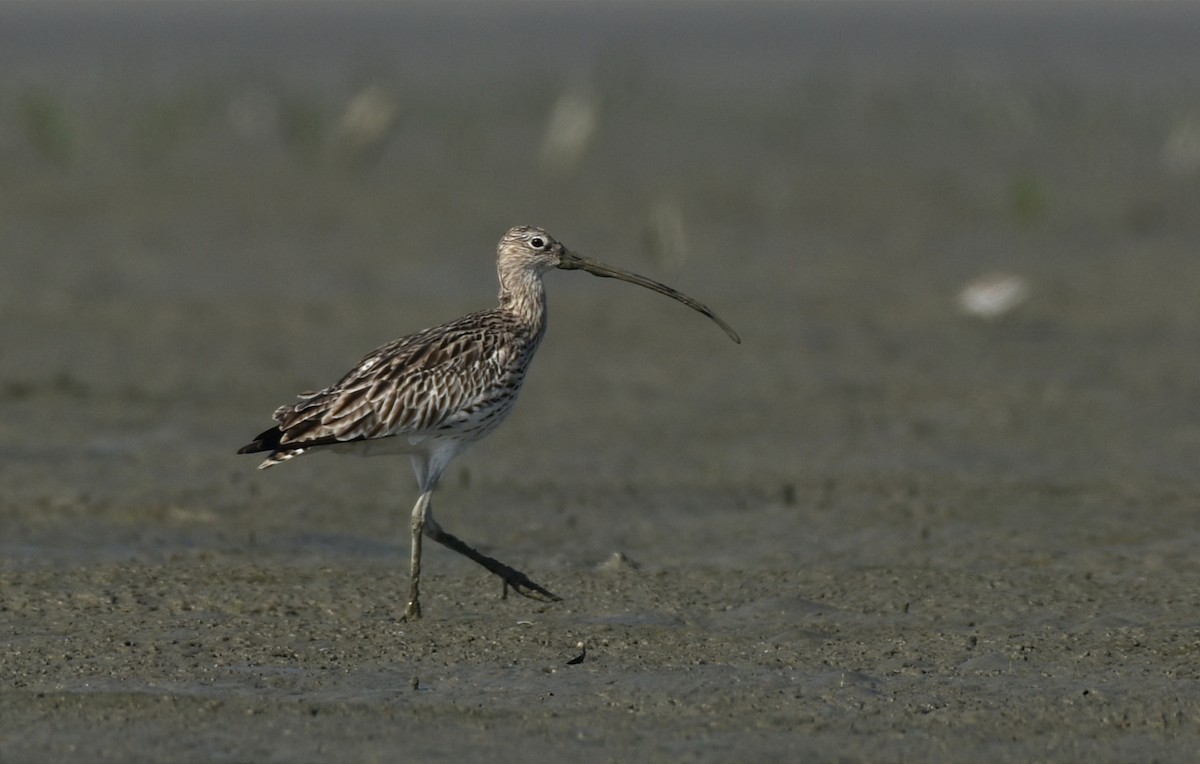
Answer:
xmin=239 ymin=226 xmax=739 ymax=619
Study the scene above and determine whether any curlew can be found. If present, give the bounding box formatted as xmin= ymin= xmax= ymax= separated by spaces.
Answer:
xmin=238 ymin=226 xmax=739 ymax=619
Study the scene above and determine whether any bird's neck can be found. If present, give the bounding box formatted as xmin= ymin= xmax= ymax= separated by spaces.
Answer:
xmin=498 ymin=268 xmax=548 ymax=338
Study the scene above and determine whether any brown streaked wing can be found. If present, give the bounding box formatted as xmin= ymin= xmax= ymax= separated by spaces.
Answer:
xmin=272 ymin=310 xmax=525 ymax=449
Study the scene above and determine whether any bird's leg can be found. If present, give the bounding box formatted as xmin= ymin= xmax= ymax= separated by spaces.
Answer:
xmin=404 ymin=489 xmax=433 ymax=621
xmin=422 ymin=514 xmax=561 ymax=603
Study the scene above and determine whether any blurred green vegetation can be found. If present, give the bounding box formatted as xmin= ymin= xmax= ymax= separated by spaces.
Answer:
xmin=3 ymin=68 xmax=1197 ymax=242
xmin=0 ymin=1 xmax=1198 ymax=293
xmin=20 ymin=89 xmax=76 ymax=165
xmin=1009 ymin=174 xmax=1045 ymax=224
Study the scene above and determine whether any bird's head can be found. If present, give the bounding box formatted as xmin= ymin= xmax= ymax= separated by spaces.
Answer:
xmin=498 ymin=225 xmax=570 ymax=274
xmin=496 ymin=225 xmax=741 ymax=344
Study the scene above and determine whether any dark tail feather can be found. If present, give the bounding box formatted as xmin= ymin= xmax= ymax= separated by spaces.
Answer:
xmin=238 ymin=426 xmax=283 ymax=455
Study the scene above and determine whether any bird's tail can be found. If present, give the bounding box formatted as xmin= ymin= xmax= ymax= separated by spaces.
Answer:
xmin=237 ymin=426 xmax=303 ymax=469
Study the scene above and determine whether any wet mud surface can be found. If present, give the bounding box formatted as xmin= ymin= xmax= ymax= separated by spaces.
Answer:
xmin=3 ymin=2 xmax=1200 ymax=762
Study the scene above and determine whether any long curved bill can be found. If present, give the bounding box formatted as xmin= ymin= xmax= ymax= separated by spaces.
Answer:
xmin=558 ymin=251 xmax=741 ymax=344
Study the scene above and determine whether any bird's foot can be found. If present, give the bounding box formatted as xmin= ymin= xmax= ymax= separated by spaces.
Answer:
xmin=426 ymin=526 xmax=562 ymax=605
xmin=403 ymin=598 xmax=421 ymax=621
xmin=499 ymin=568 xmax=561 ymax=603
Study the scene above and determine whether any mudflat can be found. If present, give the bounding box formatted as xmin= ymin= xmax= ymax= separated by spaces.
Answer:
xmin=3 ymin=3 xmax=1200 ymax=762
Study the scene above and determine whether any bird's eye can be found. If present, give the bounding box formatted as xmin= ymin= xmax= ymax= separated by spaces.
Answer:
xmin=530 ymin=237 xmax=545 ymax=249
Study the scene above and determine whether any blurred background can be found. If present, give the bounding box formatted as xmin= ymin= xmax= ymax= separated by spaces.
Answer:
xmin=7 ymin=6 xmax=1200 ymax=760
xmin=2 ymin=0 xmax=1200 ymax=567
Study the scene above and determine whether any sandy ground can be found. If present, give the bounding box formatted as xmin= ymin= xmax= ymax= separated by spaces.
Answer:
xmin=3 ymin=2 xmax=1200 ymax=762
